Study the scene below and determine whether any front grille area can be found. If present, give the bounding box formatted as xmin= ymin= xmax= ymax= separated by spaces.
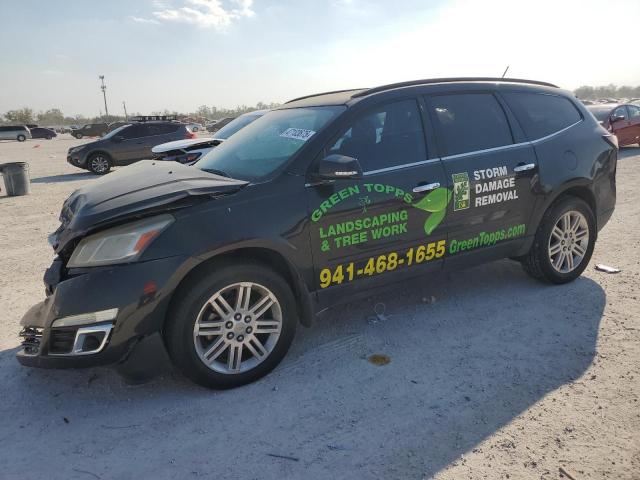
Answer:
xmin=19 ymin=327 xmax=44 ymax=355
xmin=49 ymin=327 xmax=77 ymax=354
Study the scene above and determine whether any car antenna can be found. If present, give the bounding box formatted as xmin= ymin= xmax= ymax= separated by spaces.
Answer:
xmin=501 ymin=65 xmax=510 ymax=78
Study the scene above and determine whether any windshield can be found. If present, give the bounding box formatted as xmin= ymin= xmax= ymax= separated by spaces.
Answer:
xmin=214 ymin=112 xmax=264 ymax=140
xmin=102 ymin=124 xmax=131 ymax=139
xmin=196 ymin=106 xmax=345 ymax=181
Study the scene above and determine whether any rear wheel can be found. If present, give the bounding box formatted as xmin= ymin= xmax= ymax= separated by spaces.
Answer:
xmin=521 ymin=196 xmax=595 ymax=284
xmin=17 ymin=135 xmax=26 ymax=142
xmin=87 ymin=153 xmax=111 ymax=175
xmin=165 ymin=263 xmax=297 ymax=389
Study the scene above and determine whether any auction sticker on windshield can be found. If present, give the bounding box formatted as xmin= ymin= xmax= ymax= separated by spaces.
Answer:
xmin=280 ymin=128 xmax=316 ymax=141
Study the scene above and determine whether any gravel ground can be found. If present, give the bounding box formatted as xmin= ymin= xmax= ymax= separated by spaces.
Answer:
xmin=0 ymin=137 xmax=638 ymax=480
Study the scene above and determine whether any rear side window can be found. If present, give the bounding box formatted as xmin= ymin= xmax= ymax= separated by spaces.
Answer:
xmin=329 ymin=98 xmax=426 ymax=172
xmin=429 ymin=93 xmax=513 ymax=156
xmin=503 ymin=92 xmax=581 ymax=140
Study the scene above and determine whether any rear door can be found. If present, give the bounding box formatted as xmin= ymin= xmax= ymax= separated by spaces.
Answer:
xmin=425 ymin=92 xmax=538 ymax=266
xmin=307 ymin=97 xmax=449 ymax=299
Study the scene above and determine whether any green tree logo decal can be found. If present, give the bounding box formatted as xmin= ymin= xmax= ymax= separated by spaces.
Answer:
xmin=411 ymin=187 xmax=452 ymax=235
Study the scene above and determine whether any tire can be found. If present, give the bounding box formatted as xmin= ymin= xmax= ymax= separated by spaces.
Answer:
xmin=74 ymin=133 xmax=83 ymax=139
xmin=45 ymin=135 xmax=52 ymax=140
xmin=17 ymin=135 xmax=26 ymax=142
xmin=165 ymin=262 xmax=297 ymax=389
xmin=87 ymin=153 xmax=112 ymax=175
xmin=521 ymin=196 xmax=595 ymax=284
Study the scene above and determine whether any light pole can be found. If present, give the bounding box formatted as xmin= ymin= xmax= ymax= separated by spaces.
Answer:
xmin=99 ymin=75 xmax=109 ymax=119
xmin=123 ymin=101 xmax=128 ymax=121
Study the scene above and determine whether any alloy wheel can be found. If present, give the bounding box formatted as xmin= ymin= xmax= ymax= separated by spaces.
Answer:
xmin=548 ymin=210 xmax=589 ymax=273
xmin=193 ymin=282 xmax=282 ymax=374
xmin=90 ymin=156 xmax=109 ymax=174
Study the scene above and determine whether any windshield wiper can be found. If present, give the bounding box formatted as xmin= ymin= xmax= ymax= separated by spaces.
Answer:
xmin=201 ymin=168 xmax=230 ymax=178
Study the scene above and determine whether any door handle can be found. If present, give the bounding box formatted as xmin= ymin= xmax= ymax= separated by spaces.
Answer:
xmin=412 ymin=182 xmax=441 ymax=193
xmin=513 ymin=163 xmax=536 ymax=173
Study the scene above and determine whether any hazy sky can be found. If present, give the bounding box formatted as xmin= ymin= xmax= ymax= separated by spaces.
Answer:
xmin=1 ymin=0 xmax=639 ymax=116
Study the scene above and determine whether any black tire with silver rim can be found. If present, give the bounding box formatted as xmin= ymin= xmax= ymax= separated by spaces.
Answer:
xmin=87 ymin=153 xmax=111 ymax=175
xmin=17 ymin=134 xmax=26 ymax=142
xmin=521 ymin=196 xmax=595 ymax=284
xmin=75 ymin=133 xmax=83 ymax=139
xmin=165 ymin=262 xmax=297 ymax=389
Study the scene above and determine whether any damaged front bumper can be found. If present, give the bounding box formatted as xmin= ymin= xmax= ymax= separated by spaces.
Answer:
xmin=16 ymin=255 xmax=189 ymax=370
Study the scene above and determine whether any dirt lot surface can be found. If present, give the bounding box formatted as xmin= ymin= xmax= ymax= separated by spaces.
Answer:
xmin=0 ymin=137 xmax=638 ymax=480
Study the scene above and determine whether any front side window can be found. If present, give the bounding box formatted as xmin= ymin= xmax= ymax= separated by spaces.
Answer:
xmin=430 ymin=93 xmax=513 ymax=156
xmin=613 ymin=106 xmax=628 ymax=120
xmin=503 ymin=92 xmax=582 ymax=140
xmin=196 ymin=106 xmax=344 ymax=181
xmin=328 ymin=99 xmax=426 ymax=172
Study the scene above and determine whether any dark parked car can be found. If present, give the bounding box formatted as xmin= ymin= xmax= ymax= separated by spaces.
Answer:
xmin=30 ymin=127 xmax=57 ymax=140
xmin=67 ymin=121 xmax=196 ymax=174
xmin=587 ymin=103 xmax=640 ymax=147
xmin=71 ymin=123 xmax=109 ymax=139
xmin=18 ymin=78 xmax=617 ymax=389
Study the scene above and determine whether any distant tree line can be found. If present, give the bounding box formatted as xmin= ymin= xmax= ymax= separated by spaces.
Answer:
xmin=0 ymin=101 xmax=281 ymax=126
xmin=574 ymin=84 xmax=640 ymax=100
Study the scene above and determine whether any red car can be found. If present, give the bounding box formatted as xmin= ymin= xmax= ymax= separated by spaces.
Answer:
xmin=587 ymin=103 xmax=640 ymax=146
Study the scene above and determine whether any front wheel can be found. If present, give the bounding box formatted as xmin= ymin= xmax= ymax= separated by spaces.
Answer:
xmin=74 ymin=133 xmax=83 ymax=139
xmin=165 ymin=263 xmax=297 ymax=389
xmin=17 ymin=135 xmax=26 ymax=142
xmin=87 ymin=153 xmax=111 ymax=175
xmin=45 ymin=135 xmax=53 ymax=140
xmin=521 ymin=196 xmax=595 ymax=284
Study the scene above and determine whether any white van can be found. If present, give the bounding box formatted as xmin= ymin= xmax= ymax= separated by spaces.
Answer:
xmin=0 ymin=125 xmax=32 ymax=142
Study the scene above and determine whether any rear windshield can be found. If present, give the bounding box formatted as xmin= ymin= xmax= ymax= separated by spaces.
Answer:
xmin=503 ymin=93 xmax=582 ymax=140
xmin=196 ymin=106 xmax=345 ymax=181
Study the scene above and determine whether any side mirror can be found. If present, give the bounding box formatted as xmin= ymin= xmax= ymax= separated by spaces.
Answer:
xmin=313 ymin=154 xmax=363 ymax=181
xmin=610 ymin=115 xmax=625 ymax=123
xmin=112 ymin=135 xmax=124 ymax=143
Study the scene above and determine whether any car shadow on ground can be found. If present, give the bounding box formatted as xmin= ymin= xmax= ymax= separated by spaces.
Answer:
xmin=31 ymin=172 xmax=95 ymax=184
xmin=0 ymin=259 xmax=605 ymax=479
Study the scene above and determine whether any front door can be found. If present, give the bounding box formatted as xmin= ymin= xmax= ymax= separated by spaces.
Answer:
xmin=306 ymin=98 xmax=449 ymax=300
xmin=425 ymin=92 xmax=538 ymax=266
xmin=611 ymin=106 xmax=633 ymax=145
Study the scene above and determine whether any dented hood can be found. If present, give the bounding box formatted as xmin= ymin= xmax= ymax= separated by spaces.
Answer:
xmin=51 ymin=161 xmax=247 ymax=253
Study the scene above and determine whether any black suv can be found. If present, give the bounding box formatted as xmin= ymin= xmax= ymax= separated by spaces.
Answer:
xmin=18 ymin=78 xmax=617 ymax=389
xmin=67 ymin=121 xmax=194 ymax=174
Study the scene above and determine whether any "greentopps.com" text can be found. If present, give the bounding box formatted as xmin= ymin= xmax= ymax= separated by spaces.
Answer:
xmin=449 ymin=224 xmax=526 ymax=254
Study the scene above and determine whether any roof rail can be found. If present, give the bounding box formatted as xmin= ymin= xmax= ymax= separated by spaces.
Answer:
xmin=285 ymin=88 xmax=366 ymax=104
xmin=351 ymin=77 xmax=559 ymax=98
xmin=130 ymin=115 xmax=178 ymax=122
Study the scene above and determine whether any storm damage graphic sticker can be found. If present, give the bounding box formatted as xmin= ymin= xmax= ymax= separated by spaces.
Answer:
xmin=452 ymin=172 xmax=470 ymax=211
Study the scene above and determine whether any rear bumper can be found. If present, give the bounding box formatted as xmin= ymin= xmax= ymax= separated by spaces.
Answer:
xmin=16 ymin=255 xmax=190 ymax=369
